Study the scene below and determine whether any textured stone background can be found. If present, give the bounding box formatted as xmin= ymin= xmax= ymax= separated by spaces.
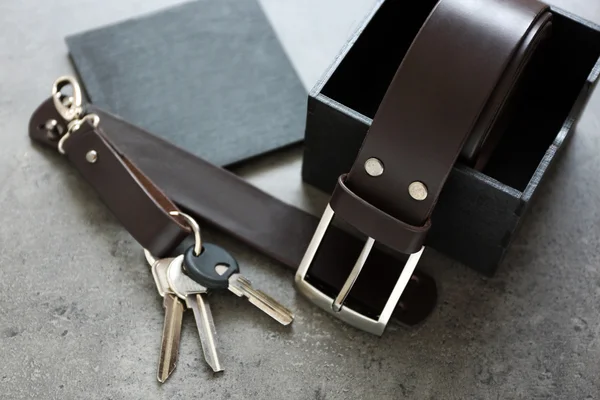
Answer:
xmin=1 ymin=0 xmax=599 ymax=399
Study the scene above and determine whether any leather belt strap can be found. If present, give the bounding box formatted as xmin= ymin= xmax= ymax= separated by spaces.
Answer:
xmin=28 ymin=0 xmax=551 ymax=334
xmin=333 ymin=0 xmax=551 ymax=253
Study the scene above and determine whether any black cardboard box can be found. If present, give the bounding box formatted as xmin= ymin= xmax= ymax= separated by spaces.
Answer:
xmin=301 ymin=0 xmax=600 ymax=276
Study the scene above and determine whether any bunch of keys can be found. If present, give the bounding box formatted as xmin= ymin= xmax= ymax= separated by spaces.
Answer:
xmin=145 ymin=211 xmax=294 ymax=383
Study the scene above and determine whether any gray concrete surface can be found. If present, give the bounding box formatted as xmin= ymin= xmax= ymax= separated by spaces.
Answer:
xmin=1 ymin=0 xmax=600 ymax=399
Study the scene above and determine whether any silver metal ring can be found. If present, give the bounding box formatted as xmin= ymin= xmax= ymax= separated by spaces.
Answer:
xmin=57 ymin=113 xmax=100 ymax=155
xmin=142 ymin=211 xmax=201 ymax=266
xmin=57 ymin=132 xmax=71 ymax=155
xmin=169 ymin=211 xmax=202 ymax=256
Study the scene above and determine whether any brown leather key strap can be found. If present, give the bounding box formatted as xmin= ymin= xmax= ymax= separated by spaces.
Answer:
xmin=29 ymin=97 xmax=189 ymax=258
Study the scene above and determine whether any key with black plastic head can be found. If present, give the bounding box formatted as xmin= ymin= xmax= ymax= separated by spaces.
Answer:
xmin=183 ymin=243 xmax=294 ymax=325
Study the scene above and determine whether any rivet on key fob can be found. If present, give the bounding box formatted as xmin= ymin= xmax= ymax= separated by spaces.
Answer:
xmin=183 ymin=243 xmax=239 ymax=289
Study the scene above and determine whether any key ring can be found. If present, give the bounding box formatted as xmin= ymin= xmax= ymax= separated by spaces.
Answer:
xmin=144 ymin=211 xmax=203 ymax=266
xmin=169 ymin=211 xmax=202 ymax=256
xmin=57 ymin=113 xmax=100 ymax=154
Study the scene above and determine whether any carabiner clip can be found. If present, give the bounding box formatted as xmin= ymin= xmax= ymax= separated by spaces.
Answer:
xmin=52 ymin=75 xmax=83 ymax=122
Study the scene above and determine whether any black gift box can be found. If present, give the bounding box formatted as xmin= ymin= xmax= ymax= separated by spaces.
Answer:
xmin=301 ymin=0 xmax=600 ymax=275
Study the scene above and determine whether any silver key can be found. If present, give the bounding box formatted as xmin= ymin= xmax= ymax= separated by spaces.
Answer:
xmin=182 ymin=243 xmax=295 ymax=326
xmin=144 ymin=251 xmax=184 ymax=384
xmin=225 ymin=269 xmax=294 ymax=326
xmin=166 ymin=255 xmax=223 ymax=373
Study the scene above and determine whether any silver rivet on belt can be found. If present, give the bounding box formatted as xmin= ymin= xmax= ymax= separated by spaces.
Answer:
xmin=364 ymin=157 xmax=384 ymax=177
xmin=408 ymin=181 xmax=428 ymax=201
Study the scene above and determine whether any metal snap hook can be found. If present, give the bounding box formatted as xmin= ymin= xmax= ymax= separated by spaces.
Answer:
xmin=52 ymin=76 xmax=84 ymax=122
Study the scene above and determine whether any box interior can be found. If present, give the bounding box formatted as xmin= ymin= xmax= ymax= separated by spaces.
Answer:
xmin=321 ymin=0 xmax=600 ymax=192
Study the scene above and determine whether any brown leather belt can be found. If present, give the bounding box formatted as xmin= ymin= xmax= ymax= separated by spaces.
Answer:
xmin=297 ymin=0 xmax=552 ymax=334
xmin=28 ymin=0 xmax=551 ymax=335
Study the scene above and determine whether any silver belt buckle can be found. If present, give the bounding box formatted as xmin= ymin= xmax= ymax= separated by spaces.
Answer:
xmin=295 ymin=204 xmax=424 ymax=336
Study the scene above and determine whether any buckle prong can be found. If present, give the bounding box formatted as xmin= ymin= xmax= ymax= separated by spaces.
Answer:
xmin=332 ymin=237 xmax=375 ymax=312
